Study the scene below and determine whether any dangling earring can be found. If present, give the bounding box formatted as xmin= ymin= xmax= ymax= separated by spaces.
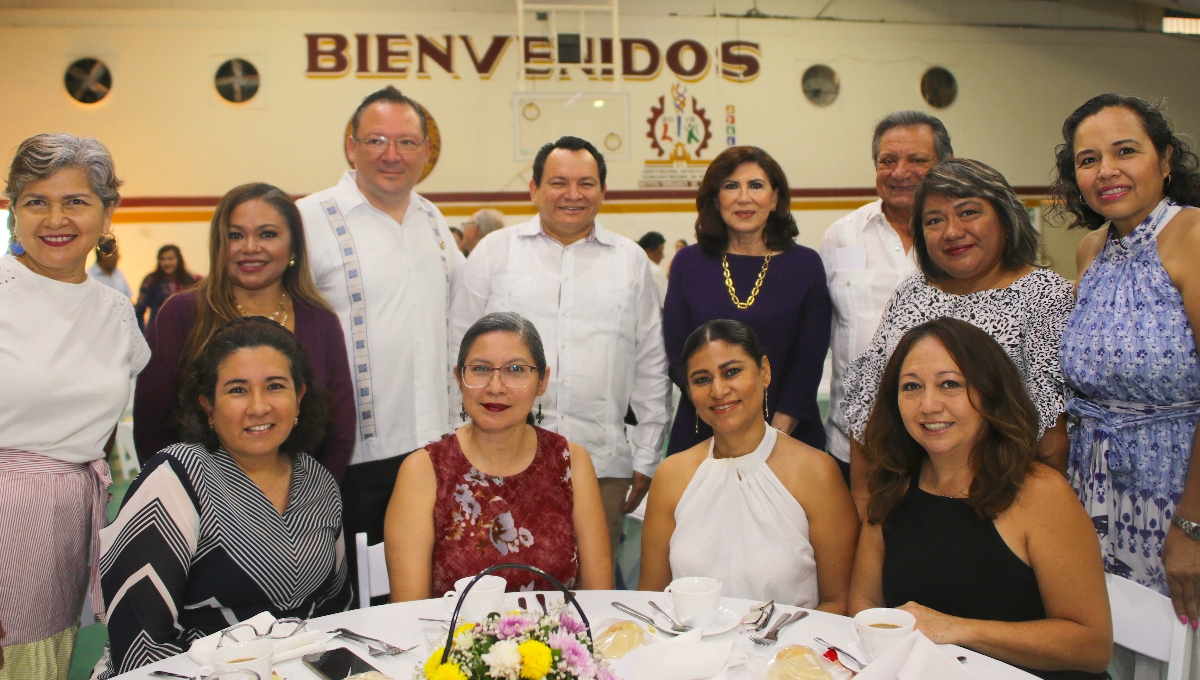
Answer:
xmin=294 ymin=417 xmax=299 ymax=426
xmin=96 ymin=232 xmax=117 ymax=257
xmin=535 ymin=403 xmax=544 ymax=424
xmin=763 ymin=388 xmax=770 ymax=421
xmin=9 ymin=234 xmax=24 ymax=256
xmin=695 ymin=410 xmax=699 ymax=435
xmin=460 ymin=404 xmax=467 ymax=422
xmin=1166 ymin=174 xmax=1173 ymax=187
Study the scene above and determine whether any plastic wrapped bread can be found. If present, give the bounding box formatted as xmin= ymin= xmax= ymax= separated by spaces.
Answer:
xmin=595 ymin=619 xmax=647 ymax=659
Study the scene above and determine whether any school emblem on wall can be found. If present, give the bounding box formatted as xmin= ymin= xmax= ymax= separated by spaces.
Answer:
xmin=638 ymin=83 xmax=714 ymax=188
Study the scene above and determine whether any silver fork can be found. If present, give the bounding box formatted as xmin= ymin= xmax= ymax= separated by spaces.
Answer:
xmin=750 ymin=610 xmax=808 ymax=645
xmin=814 ymin=636 xmax=864 ymax=671
xmin=330 ymin=627 xmax=418 ymax=657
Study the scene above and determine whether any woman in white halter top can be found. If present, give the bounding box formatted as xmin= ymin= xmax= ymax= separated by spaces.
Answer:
xmin=640 ymin=320 xmax=860 ymax=611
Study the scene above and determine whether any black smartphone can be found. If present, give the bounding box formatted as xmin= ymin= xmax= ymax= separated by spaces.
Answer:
xmin=302 ymin=646 xmax=380 ymax=680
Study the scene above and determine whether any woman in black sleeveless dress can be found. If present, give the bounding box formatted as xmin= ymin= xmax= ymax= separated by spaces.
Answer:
xmin=847 ymin=318 xmax=1111 ymax=679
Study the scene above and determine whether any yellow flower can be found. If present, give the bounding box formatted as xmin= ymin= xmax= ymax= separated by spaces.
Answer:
xmin=424 ymin=647 xmax=446 ymax=678
xmin=455 ymin=622 xmax=476 ymax=636
xmin=430 ymin=663 xmax=468 ymax=680
xmin=518 ymin=639 xmax=553 ymax=679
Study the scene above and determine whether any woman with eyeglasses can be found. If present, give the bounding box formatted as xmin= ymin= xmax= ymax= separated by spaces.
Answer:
xmin=383 ymin=312 xmax=613 ymax=598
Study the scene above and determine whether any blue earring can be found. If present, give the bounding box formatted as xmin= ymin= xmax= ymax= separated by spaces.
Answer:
xmin=9 ymin=238 xmax=24 ymax=256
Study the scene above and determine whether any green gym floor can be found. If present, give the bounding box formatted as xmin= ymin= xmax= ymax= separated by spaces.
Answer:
xmin=69 ymin=480 xmax=128 ymax=680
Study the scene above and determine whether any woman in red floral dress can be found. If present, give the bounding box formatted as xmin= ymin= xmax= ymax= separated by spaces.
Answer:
xmin=384 ymin=312 xmax=614 ymax=597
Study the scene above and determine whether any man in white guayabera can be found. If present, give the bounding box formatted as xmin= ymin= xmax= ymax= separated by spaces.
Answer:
xmin=298 ymin=86 xmax=465 ymax=603
xmin=449 ymin=135 xmax=671 ymax=559
xmin=819 ymin=111 xmax=953 ymax=487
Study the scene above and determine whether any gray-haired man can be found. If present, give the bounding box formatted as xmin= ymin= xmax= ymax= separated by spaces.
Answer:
xmin=819 ymin=111 xmax=953 ymax=492
xmin=460 ymin=208 xmax=505 ymax=255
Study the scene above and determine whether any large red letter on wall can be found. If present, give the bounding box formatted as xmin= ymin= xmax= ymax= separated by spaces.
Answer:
xmin=307 ymin=34 xmax=350 ymax=74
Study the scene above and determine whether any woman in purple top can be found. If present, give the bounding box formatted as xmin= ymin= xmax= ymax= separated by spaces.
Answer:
xmin=664 ymin=146 xmax=832 ymax=454
xmin=134 ymin=183 xmax=355 ymax=482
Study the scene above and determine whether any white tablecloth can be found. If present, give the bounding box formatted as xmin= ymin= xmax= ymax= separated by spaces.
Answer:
xmin=111 ymin=590 xmax=1037 ymax=679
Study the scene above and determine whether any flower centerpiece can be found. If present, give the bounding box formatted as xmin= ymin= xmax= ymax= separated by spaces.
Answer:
xmin=420 ymin=607 xmax=620 ymax=680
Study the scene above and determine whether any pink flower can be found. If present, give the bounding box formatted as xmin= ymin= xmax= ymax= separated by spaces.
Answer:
xmin=557 ymin=613 xmax=586 ymax=635
xmin=549 ymin=630 xmax=597 ymax=676
xmin=493 ymin=613 xmax=533 ymax=640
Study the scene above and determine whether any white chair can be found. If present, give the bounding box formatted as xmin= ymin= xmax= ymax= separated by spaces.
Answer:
xmin=1106 ymin=573 xmax=1192 ymax=680
xmin=355 ymin=532 xmax=390 ymax=609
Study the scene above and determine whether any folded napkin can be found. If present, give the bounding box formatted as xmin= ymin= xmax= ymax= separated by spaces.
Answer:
xmin=187 ymin=612 xmax=335 ymax=666
xmin=620 ymin=627 xmax=744 ymax=680
xmin=853 ymin=631 xmax=975 ymax=680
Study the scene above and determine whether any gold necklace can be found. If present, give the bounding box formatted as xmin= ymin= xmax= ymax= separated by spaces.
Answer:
xmin=722 ymin=252 xmax=773 ymax=310
xmin=236 ymin=290 xmax=289 ymax=326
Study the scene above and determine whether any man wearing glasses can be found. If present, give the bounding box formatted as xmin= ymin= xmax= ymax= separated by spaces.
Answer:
xmin=298 ymin=86 xmax=465 ymax=603
xmin=449 ymin=136 xmax=671 ymax=561
xmin=459 ymin=208 xmax=506 ymax=256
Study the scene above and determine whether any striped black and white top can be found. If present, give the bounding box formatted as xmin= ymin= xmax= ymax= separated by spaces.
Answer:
xmin=98 ymin=443 xmax=352 ymax=677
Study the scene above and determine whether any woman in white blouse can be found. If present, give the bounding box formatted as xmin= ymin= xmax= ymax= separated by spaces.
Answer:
xmin=639 ymin=320 xmax=859 ymax=611
xmin=0 ymin=134 xmax=150 ymax=678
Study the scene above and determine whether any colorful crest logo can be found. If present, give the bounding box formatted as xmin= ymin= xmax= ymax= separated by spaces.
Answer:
xmin=639 ymin=83 xmax=715 ymax=188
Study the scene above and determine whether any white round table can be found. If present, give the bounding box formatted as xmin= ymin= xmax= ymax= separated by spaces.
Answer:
xmin=113 ymin=590 xmax=1038 ymax=679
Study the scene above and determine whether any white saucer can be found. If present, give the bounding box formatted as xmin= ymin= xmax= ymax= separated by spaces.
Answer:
xmin=652 ymin=606 xmax=740 ymax=637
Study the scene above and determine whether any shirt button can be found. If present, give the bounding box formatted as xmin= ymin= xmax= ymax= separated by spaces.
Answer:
xmin=894 ymin=246 xmax=901 ymax=252
xmin=847 ymin=281 xmax=852 ymax=286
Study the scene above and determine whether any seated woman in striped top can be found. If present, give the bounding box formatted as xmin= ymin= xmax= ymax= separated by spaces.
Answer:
xmin=97 ymin=317 xmax=352 ymax=677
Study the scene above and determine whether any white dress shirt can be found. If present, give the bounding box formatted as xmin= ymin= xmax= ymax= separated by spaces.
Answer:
xmin=298 ymin=170 xmax=465 ymax=465
xmin=648 ymin=260 xmax=668 ymax=306
xmin=449 ymin=215 xmax=671 ymax=479
xmin=818 ymin=200 xmax=919 ymax=462
xmin=87 ymin=263 xmax=132 ymax=298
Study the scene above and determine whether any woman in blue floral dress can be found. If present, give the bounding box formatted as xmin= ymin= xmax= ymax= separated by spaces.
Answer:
xmin=1053 ymin=94 xmax=1200 ymax=631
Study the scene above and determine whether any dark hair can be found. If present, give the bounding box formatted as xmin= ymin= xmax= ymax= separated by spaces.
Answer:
xmin=146 ymin=244 xmax=198 ymax=289
xmin=177 ymin=316 xmax=330 ymax=456
xmin=531 ymin=136 xmax=607 ymax=187
xmin=910 ymin=159 xmax=1042 ymax=281
xmin=457 ymin=312 xmax=547 ymax=427
xmin=637 ymin=231 xmax=666 ymax=250
xmin=184 ymin=183 xmax=332 ymax=364
xmin=1051 ymin=93 xmax=1200 ymax=230
xmin=863 ymin=318 xmax=1043 ymax=524
xmin=448 ymin=226 xmax=463 ymax=237
xmin=681 ymin=319 xmax=767 ymax=375
xmin=350 ymin=85 xmax=429 ymax=139
xmin=871 ymin=110 xmax=953 ymax=163
xmin=694 ymin=146 xmax=798 ymax=257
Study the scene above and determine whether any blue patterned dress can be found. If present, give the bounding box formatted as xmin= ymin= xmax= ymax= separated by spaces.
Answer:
xmin=1061 ymin=199 xmax=1200 ymax=595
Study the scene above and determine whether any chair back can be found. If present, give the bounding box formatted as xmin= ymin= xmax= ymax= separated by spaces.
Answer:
xmin=1105 ymin=573 xmax=1192 ymax=679
xmin=355 ymin=532 xmax=390 ymax=609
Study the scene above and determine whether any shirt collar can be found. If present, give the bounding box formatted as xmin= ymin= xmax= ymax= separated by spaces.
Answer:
xmin=334 ymin=170 xmax=431 ymax=223
xmin=518 ymin=214 xmax=615 ymax=247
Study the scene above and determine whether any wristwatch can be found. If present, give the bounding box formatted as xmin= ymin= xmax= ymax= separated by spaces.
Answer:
xmin=1172 ymin=513 xmax=1200 ymax=541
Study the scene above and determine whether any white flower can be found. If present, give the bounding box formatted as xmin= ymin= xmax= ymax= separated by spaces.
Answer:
xmin=481 ymin=639 xmax=522 ymax=680
xmin=465 ymin=468 xmax=489 ymax=486
xmin=489 ymin=512 xmax=519 ymax=555
xmin=455 ymin=484 xmax=481 ymax=519
xmin=518 ymin=527 xmax=534 ymax=547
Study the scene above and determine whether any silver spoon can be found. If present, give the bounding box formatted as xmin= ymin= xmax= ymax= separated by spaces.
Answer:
xmin=648 ymin=600 xmax=693 ymax=632
xmin=814 ymin=636 xmax=865 ymax=671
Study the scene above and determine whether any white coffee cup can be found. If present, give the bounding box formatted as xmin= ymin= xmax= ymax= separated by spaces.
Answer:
xmin=853 ymin=608 xmax=916 ymax=661
xmin=443 ymin=574 xmax=507 ymax=621
xmin=665 ymin=576 xmax=722 ymax=628
xmin=210 ymin=640 xmax=272 ymax=680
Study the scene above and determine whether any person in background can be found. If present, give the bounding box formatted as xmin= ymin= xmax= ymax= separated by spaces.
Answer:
xmin=642 ymin=320 xmax=858 ymax=610
xmin=1052 ymin=94 xmax=1200 ymax=659
xmin=99 ymin=318 xmax=351 ymax=677
xmin=849 ymin=318 xmax=1111 ymax=680
xmin=448 ymin=225 xmax=465 ymax=254
xmin=841 ymin=159 xmax=1073 ymax=518
xmin=133 ymin=183 xmax=355 ymax=483
xmin=384 ymin=312 xmax=613 ymax=597
xmin=637 ymin=230 xmax=669 ymax=304
xmin=460 ymin=208 xmax=505 ymax=256
xmin=664 ymin=146 xmax=831 ymax=456
xmin=667 ymin=238 xmax=688 ymax=276
xmin=450 ymin=136 xmax=670 ymax=560
xmin=87 ymin=242 xmax=132 ymax=298
xmin=0 ymin=133 xmax=150 ymax=680
xmin=297 ymin=86 xmax=465 ymax=602
xmin=820 ymin=111 xmax=952 ymax=482
xmin=134 ymin=244 xmax=200 ymax=330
